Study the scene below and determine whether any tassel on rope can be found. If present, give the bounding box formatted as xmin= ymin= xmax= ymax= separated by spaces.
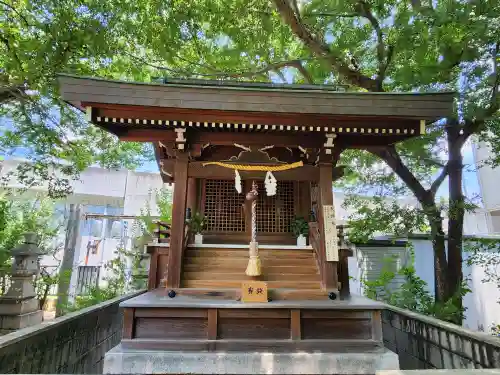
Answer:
xmin=235 ymin=169 xmax=242 ymax=194
xmin=245 ymin=181 xmax=261 ymax=276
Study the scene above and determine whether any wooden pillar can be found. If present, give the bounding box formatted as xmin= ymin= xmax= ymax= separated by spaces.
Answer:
xmin=166 ymin=155 xmax=189 ymax=288
xmin=318 ymin=164 xmax=338 ymax=290
xmin=186 ymin=178 xmax=197 ymax=214
xmin=339 ymin=251 xmax=351 ymax=298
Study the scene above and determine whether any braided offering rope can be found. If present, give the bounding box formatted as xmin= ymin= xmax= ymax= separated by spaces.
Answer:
xmin=202 ymin=160 xmax=303 ymax=171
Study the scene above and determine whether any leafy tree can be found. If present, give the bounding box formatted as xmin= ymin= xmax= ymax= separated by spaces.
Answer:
xmin=361 ymin=246 xmax=470 ymax=324
xmin=2 ymin=0 xmax=499 ymax=321
xmin=0 ymin=0 xmax=154 ymax=197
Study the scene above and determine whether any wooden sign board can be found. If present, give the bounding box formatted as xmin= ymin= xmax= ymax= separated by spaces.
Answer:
xmin=241 ymin=281 xmax=268 ymax=303
xmin=322 ymin=205 xmax=339 ymax=262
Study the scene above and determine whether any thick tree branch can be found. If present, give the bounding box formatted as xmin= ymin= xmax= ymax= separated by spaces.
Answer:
xmin=293 ymin=61 xmax=314 ymax=83
xmin=0 ymin=1 xmax=31 ymax=27
xmin=357 ymin=2 xmax=385 ymax=82
xmin=430 ymin=164 xmax=449 ymax=196
xmin=0 ymin=85 xmax=26 ymax=104
xmin=303 ymin=12 xmax=359 ymax=18
xmin=125 ymin=51 xmax=315 ymax=82
xmin=367 ymin=146 xmax=430 ymax=204
xmin=273 ymin=0 xmax=381 ymax=91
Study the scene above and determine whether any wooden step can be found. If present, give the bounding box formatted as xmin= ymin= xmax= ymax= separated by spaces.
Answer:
xmin=182 ymin=280 xmax=321 ymax=289
xmin=183 ymin=257 xmax=317 ymax=266
xmin=184 ymin=272 xmax=321 ymax=281
xmin=184 ymin=249 xmax=314 ymax=258
xmin=183 ymin=264 xmax=320 ymax=274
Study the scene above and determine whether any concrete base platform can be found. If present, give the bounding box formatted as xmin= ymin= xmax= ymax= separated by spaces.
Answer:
xmin=103 ymin=345 xmax=400 ymax=374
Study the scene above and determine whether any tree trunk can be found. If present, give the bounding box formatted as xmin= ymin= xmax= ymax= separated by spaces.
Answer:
xmin=425 ymin=206 xmax=448 ymax=302
xmin=369 ymin=146 xmax=449 ymax=302
xmin=56 ymin=204 xmax=81 ymax=317
xmin=446 ymin=123 xmax=465 ymax=322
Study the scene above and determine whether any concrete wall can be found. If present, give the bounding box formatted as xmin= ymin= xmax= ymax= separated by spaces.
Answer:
xmin=409 ymin=238 xmax=500 ymax=333
xmin=0 ymin=291 xmax=143 ymax=374
xmin=351 ymin=237 xmax=500 ymax=333
xmin=382 ymin=304 xmax=500 ymax=369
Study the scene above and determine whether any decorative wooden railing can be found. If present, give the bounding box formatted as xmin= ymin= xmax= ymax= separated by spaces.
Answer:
xmin=148 ymin=221 xmax=191 ymax=290
xmin=308 ymin=222 xmax=353 ymax=296
xmin=308 ymin=221 xmax=322 ymax=274
xmin=153 ymin=221 xmax=171 ymax=243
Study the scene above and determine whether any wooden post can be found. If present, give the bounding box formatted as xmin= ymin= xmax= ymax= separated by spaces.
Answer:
xmin=186 ymin=178 xmax=197 ymax=213
xmin=339 ymin=252 xmax=350 ymax=298
xmin=318 ymin=164 xmax=338 ymax=290
xmin=166 ymin=155 xmax=189 ymax=288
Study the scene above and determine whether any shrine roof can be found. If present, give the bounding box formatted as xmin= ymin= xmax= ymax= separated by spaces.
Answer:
xmin=58 ymin=74 xmax=455 ymax=123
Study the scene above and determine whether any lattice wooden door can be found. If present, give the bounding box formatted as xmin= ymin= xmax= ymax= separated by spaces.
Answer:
xmin=255 ymin=180 xmax=295 ymax=233
xmin=203 ymin=179 xmax=245 ymax=232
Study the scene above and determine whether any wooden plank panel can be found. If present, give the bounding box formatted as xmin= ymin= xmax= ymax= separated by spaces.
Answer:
xmin=188 ymin=162 xmax=320 ymax=181
xmin=135 ymin=317 xmax=208 ymax=339
xmin=371 ymin=310 xmax=383 ymax=341
xmin=290 ymin=309 xmax=301 ymax=340
xmin=302 ymin=319 xmax=372 ymax=340
xmin=122 ymin=308 xmax=134 ymax=339
xmin=218 ymin=318 xmax=290 ymax=339
xmin=134 ymin=308 xmax=208 ymax=318
xmin=207 ymin=309 xmax=218 ymax=340
xmin=218 ymin=309 xmax=289 ymax=319
xmin=301 ymin=310 xmax=372 ymax=319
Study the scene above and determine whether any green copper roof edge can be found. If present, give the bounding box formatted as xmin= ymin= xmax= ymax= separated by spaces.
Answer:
xmin=57 ymin=73 xmax=457 ymax=97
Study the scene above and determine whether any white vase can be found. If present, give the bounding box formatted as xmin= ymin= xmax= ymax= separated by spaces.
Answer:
xmin=194 ymin=233 xmax=203 ymax=245
xmin=297 ymin=234 xmax=307 ymax=247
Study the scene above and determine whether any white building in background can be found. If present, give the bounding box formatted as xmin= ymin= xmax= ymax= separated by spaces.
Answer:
xmin=473 ymin=141 xmax=500 ymax=233
xmin=0 ymin=158 xmax=166 ymax=297
xmin=0 ymin=155 xmax=499 ymax=331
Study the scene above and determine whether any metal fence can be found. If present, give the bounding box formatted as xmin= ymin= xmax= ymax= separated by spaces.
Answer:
xmin=75 ymin=266 xmax=100 ymax=295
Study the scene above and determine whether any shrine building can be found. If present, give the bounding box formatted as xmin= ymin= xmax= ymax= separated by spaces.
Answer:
xmin=59 ymin=74 xmax=454 ymax=375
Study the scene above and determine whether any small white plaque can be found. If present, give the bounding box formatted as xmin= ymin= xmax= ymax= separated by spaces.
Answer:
xmin=322 ymin=205 xmax=339 ymax=262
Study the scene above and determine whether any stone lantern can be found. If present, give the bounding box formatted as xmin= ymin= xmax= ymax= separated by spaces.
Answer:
xmin=0 ymin=232 xmax=44 ymax=333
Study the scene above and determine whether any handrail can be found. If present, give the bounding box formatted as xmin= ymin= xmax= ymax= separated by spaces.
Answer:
xmin=154 ymin=220 xmax=171 ymax=243
xmin=308 ymin=222 xmax=323 ymax=281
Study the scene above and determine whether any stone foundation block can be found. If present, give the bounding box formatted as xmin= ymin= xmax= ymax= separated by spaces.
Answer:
xmin=0 ymin=309 xmax=42 ymax=330
xmin=0 ymin=298 xmax=39 ymax=315
xmin=104 ymin=345 xmax=400 ymax=374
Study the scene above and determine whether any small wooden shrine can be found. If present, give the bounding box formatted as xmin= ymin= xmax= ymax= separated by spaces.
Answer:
xmin=59 ymin=74 xmax=453 ymax=372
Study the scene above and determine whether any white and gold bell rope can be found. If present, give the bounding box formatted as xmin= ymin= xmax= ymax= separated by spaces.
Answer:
xmin=245 ymin=181 xmax=261 ymax=276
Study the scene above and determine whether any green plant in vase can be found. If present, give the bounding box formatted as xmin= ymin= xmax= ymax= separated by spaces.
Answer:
xmin=189 ymin=212 xmax=206 ymax=244
xmin=291 ymin=216 xmax=309 ymax=247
